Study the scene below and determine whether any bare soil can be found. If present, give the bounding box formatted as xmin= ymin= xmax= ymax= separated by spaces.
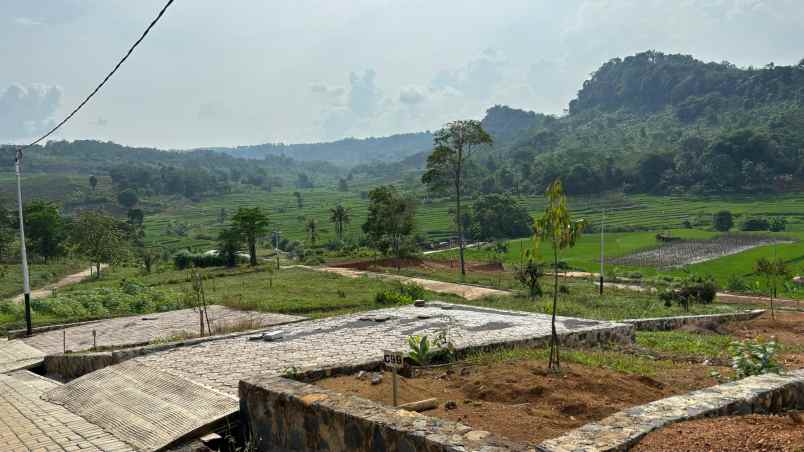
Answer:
xmin=316 ymin=358 xmax=724 ymax=445
xmin=634 ymin=413 xmax=804 ymax=452
xmin=333 ymin=258 xmax=505 ymax=274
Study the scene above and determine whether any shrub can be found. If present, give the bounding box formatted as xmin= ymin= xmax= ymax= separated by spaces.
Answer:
xmin=769 ymin=217 xmax=787 ymax=232
xmin=725 ymin=274 xmax=750 ymax=292
xmin=407 ymin=334 xmax=455 ymax=366
xmin=730 ymin=338 xmax=782 ymax=379
xmin=627 ymin=272 xmax=643 ymax=280
xmin=399 ymin=283 xmax=426 ymax=300
xmin=30 ymin=286 xmax=181 ymax=320
xmin=173 ymin=250 xmax=228 ymax=269
xmin=660 ymin=274 xmax=718 ymax=311
xmin=515 ymin=259 xmax=544 ymax=299
xmin=0 ymin=301 xmax=23 ymax=319
xmin=740 ymin=217 xmax=770 ymax=231
xmin=713 ymin=210 xmax=733 ymax=232
xmin=374 ymin=290 xmax=413 ymax=306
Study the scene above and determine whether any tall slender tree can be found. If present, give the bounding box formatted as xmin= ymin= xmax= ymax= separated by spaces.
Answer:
xmin=329 ymin=204 xmax=351 ymax=241
xmin=306 ymin=218 xmax=320 ymax=245
xmin=422 ymin=120 xmax=492 ymax=277
xmin=534 ymin=179 xmax=585 ymax=370
xmin=232 ymin=207 xmax=269 ymax=266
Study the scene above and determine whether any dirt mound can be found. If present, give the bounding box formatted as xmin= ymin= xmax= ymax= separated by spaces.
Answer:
xmin=634 ymin=413 xmax=804 ymax=451
xmin=332 ymin=258 xmax=423 ymax=270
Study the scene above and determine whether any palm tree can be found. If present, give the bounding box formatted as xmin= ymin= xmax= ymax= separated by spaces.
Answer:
xmin=329 ymin=204 xmax=351 ymax=241
xmin=306 ymin=218 xmax=319 ymax=245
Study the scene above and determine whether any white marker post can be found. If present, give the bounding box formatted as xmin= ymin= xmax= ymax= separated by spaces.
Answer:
xmin=383 ymin=350 xmax=404 ymax=406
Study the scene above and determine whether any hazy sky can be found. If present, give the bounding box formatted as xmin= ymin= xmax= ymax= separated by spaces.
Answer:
xmin=1 ymin=0 xmax=802 ymax=149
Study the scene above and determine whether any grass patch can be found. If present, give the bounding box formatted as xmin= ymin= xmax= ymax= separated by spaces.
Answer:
xmin=636 ymin=331 xmax=734 ymax=358
xmin=0 ymin=259 xmax=89 ymax=300
xmin=1 ymin=264 xmax=466 ymax=333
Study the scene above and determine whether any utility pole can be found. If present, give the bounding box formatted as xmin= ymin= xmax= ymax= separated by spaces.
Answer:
xmin=14 ymin=149 xmax=32 ymax=336
xmin=599 ymin=208 xmax=605 ymax=295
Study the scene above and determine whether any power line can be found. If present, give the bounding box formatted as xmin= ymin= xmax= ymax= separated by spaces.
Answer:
xmin=17 ymin=0 xmax=176 ymax=155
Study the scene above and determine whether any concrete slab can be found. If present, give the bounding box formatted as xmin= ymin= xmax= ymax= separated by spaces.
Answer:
xmin=44 ymin=303 xmax=630 ymax=450
xmin=0 ymin=338 xmax=46 ymax=373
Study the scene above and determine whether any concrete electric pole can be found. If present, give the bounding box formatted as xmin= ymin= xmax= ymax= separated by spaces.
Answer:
xmin=14 ymin=149 xmax=33 ymax=336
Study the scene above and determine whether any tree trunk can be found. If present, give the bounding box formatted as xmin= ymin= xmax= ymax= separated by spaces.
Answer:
xmin=96 ymin=262 xmax=102 ymax=279
xmin=549 ymin=246 xmax=560 ymax=370
xmin=249 ymin=241 xmax=257 ymax=266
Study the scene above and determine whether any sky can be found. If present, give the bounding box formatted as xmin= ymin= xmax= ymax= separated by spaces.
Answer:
xmin=1 ymin=0 xmax=803 ymax=149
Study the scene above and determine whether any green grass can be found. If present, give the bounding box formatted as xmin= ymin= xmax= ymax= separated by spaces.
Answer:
xmin=0 ymin=259 xmax=89 ymax=300
xmin=51 ymin=264 xmax=466 ymax=319
xmin=458 ymin=280 xmax=745 ymax=321
xmin=636 ymin=331 xmax=734 ymax=358
xmin=140 ymin=188 xmax=804 ymax=297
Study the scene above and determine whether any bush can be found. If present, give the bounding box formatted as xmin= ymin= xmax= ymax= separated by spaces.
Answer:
xmin=725 ymin=274 xmax=750 ymax=292
xmin=730 ymin=338 xmax=782 ymax=379
xmin=374 ymin=290 xmax=413 ymax=306
xmin=29 ymin=285 xmax=181 ymax=320
xmin=740 ymin=217 xmax=770 ymax=231
xmin=399 ymin=283 xmax=426 ymax=300
xmin=660 ymin=274 xmax=718 ymax=311
xmin=173 ymin=250 xmax=228 ymax=269
xmin=769 ymin=217 xmax=787 ymax=232
xmin=713 ymin=210 xmax=733 ymax=232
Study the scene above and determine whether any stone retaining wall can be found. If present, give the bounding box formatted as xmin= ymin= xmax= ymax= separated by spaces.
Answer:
xmin=622 ymin=309 xmax=764 ymax=331
xmin=240 ymin=376 xmax=527 ymax=452
xmin=538 ymin=369 xmax=804 ymax=452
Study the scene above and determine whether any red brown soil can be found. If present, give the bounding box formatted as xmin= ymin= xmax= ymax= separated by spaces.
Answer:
xmin=333 ymin=257 xmax=505 ymax=273
xmin=634 ymin=413 xmax=804 ymax=452
xmin=722 ymin=311 xmax=804 ymax=368
xmin=316 ymin=358 xmax=724 ymax=445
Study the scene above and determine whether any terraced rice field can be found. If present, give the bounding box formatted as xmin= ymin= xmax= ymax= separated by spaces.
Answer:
xmin=142 ymin=189 xmax=804 ymax=252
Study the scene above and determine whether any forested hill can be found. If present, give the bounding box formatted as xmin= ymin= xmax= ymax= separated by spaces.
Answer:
xmin=569 ymin=51 xmax=804 ymax=117
xmin=375 ymin=51 xmax=804 ymax=198
xmin=211 ymin=132 xmax=433 ymax=166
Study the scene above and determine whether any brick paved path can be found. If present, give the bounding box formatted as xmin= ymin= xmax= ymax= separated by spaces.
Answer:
xmin=21 ymin=305 xmax=303 ymax=355
xmin=0 ymin=371 xmax=133 ymax=451
xmin=44 ymin=303 xmax=627 ymax=450
xmin=0 ymin=307 xmax=303 ymax=373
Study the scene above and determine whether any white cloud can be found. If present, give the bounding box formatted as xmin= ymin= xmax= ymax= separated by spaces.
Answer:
xmin=398 ymin=86 xmax=426 ymax=105
xmin=0 ymin=84 xmax=62 ymax=141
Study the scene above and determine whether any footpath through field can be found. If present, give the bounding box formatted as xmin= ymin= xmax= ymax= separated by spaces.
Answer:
xmin=309 ymin=265 xmax=510 ymax=300
xmin=8 ymin=264 xmax=108 ymax=304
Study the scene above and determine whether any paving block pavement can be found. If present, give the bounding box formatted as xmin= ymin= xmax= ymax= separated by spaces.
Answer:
xmin=0 ymin=371 xmax=134 ymax=452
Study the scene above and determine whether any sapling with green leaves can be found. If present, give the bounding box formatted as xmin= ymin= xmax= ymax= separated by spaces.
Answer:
xmin=533 ymin=179 xmax=585 ymax=370
xmin=754 ymin=257 xmax=789 ymax=319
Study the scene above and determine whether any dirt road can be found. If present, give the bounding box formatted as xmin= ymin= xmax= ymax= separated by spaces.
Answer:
xmin=310 ymin=266 xmax=510 ymax=300
xmin=9 ymin=265 xmax=107 ymax=304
